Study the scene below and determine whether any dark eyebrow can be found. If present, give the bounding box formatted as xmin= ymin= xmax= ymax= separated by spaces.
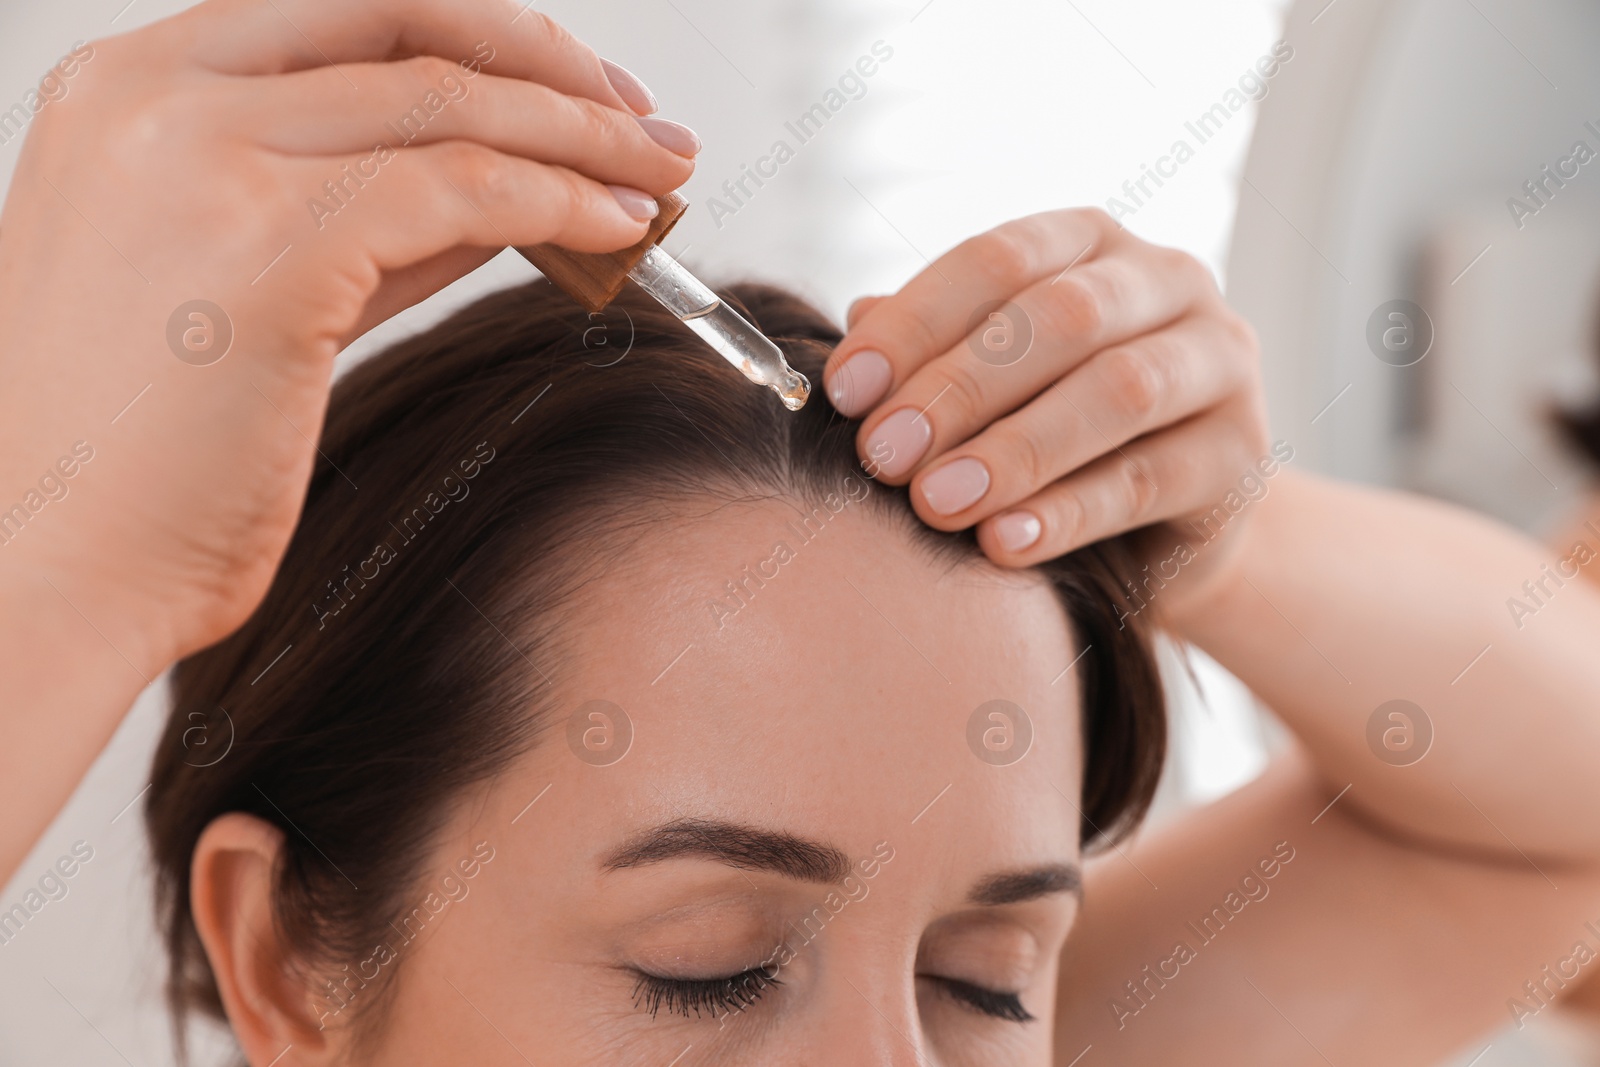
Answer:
xmin=967 ymin=864 xmax=1083 ymax=906
xmin=601 ymin=818 xmax=853 ymax=884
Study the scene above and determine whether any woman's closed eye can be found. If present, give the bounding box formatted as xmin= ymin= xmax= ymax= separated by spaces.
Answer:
xmin=631 ymin=966 xmax=1034 ymax=1026
xmin=924 ymin=975 xmax=1036 ymax=1023
xmin=632 ymin=965 xmax=783 ymax=1020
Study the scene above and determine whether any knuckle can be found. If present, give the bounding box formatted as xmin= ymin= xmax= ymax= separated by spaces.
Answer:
xmin=522 ymin=10 xmax=579 ymax=52
xmin=541 ymin=165 xmax=584 ymax=219
xmin=1040 ymin=275 xmax=1104 ymax=340
xmin=996 ymin=424 xmax=1051 ymax=490
xmin=962 ymin=227 xmax=1037 ymax=289
xmin=934 ymin=360 xmax=991 ymax=432
xmin=896 ymin=307 xmax=943 ymax=362
xmin=1048 ymin=491 xmax=1087 ymax=548
xmin=405 ymin=54 xmax=457 ymax=89
xmin=1165 ymin=246 xmax=1213 ymax=290
xmin=445 ymin=142 xmax=510 ymax=202
xmin=1117 ymin=456 xmax=1160 ymax=523
xmin=565 ymin=94 xmax=615 ymax=142
xmin=1078 ymin=205 xmax=1116 ymax=232
xmin=110 ymin=90 xmax=196 ymax=159
xmin=1102 ymin=345 xmax=1163 ymax=420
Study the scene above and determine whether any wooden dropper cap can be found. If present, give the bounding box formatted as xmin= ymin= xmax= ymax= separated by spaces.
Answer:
xmin=513 ymin=191 xmax=691 ymax=313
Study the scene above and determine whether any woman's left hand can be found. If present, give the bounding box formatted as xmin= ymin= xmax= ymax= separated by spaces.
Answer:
xmin=823 ymin=207 xmax=1269 ymax=572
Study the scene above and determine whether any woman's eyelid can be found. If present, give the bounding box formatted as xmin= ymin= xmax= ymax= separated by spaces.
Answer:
xmin=917 ymin=971 xmax=1026 ymax=998
xmin=631 ymin=956 xmax=781 ymax=984
xmin=916 ymin=912 xmax=1048 ymax=992
xmin=627 ymin=935 xmax=788 ymax=984
xmin=926 ymin=975 xmax=1036 ymax=1023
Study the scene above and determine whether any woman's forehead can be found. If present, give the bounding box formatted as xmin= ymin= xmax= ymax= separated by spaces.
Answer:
xmin=510 ymin=494 xmax=1085 ymax=858
xmin=563 ymin=492 xmax=1076 ymax=712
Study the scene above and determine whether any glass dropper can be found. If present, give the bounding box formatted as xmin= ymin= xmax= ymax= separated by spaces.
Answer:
xmin=626 ymin=245 xmax=811 ymax=411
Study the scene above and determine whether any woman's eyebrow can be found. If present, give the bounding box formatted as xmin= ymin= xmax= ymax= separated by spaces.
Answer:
xmin=967 ymin=864 xmax=1083 ymax=906
xmin=600 ymin=818 xmax=853 ymax=883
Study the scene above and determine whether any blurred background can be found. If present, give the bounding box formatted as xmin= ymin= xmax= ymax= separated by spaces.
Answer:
xmin=2 ymin=0 xmax=1597 ymax=1063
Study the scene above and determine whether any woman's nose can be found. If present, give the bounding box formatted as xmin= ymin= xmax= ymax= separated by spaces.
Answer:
xmin=803 ymin=975 xmax=930 ymax=1067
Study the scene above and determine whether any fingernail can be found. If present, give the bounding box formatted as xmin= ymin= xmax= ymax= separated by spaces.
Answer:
xmin=994 ymin=511 xmax=1042 ymax=552
xmin=864 ymin=407 xmax=932 ymax=478
xmin=607 ymin=185 xmax=659 ymax=220
xmin=826 ymin=349 xmax=892 ymax=416
xmin=920 ymin=457 xmax=990 ymax=516
xmin=601 ymin=58 xmax=657 ymax=116
xmin=637 ymin=116 xmax=702 ymax=157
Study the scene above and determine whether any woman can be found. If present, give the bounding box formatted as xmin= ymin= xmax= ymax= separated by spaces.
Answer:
xmin=1 ymin=1 xmax=1598 ymax=1065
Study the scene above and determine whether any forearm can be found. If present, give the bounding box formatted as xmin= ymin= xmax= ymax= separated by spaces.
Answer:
xmin=0 ymin=564 xmax=158 ymax=881
xmin=1165 ymin=469 xmax=1600 ymax=861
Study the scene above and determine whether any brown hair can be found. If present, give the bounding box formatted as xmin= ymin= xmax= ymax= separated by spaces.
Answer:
xmin=144 ymin=278 xmax=1165 ymax=1055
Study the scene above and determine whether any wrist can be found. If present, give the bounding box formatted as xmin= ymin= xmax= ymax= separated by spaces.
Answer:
xmin=0 ymin=554 xmax=174 ymax=686
xmin=1127 ymin=518 xmax=1253 ymax=636
xmin=0 ymin=559 xmax=166 ymax=879
xmin=1149 ymin=460 xmax=1304 ymax=636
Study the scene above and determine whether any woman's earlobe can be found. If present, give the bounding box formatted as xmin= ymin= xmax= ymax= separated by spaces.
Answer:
xmin=191 ymin=813 xmax=331 ymax=1066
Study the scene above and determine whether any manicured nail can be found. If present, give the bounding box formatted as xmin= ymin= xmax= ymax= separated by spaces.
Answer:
xmin=601 ymin=58 xmax=657 ymax=116
xmin=637 ymin=116 xmax=702 ymax=157
xmin=994 ymin=511 xmax=1042 ymax=552
xmin=920 ymin=457 xmax=991 ymax=515
xmin=826 ymin=349 xmax=892 ymax=416
xmin=607 ymin=185 xmax=659 ymax=220
xmin=864 ymin=407 xmax=932 ymax=478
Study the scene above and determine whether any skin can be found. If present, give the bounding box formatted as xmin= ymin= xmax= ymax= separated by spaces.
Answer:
xmin=1551 ymin=494 xmax=1600 ymax=586
xmin=4 ymin=2 xmax=1600 ymax=1064
xmin=1540 ymin=494 xmax=1600 ymax=1020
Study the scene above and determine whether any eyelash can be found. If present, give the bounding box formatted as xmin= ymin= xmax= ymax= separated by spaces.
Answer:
xmin=632 ymin=968 xmax=1033 ymax=1025
xmin=632 ymin=966 xmax=782 ymax=1020
xmin=933 ymin=977 xmax=1036 ymax=1024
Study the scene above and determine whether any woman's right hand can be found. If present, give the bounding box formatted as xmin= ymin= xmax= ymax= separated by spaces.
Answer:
xmin=0 ymin=0 xmax=695 ymax=670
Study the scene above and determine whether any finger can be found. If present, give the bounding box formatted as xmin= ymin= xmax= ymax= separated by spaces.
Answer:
xmin=974 ymin=406 xmax=1262 ymax=567
xmin=338 ymin=245 xmax=500 ymax=348
xmin=292 ymin=145 xmax=653 ymax=271
xmin=903 ymin=316 xmax=1253 ymax=528
xmin=845 ymin=295 xmax=886 ymax=330
xmin=823 ymin=208 xmax=1121 ymax=415
xmin=853 ymin=244 xmax=1216 ymax=483
xmin=182 ymin=0 xmax=638 ymax=114
xmin=241 ymin=61 xmax=697 ymax=192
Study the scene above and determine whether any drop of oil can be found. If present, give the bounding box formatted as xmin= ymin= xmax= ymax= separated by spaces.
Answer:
xmin=683 ymin=304 xmax=811 ymax=413
xmin=774 ymin=369 xmax=811 ymax=411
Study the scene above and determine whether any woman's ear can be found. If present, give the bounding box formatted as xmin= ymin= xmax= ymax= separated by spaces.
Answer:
xmin=190 ymin=813 xmax=334 ymax=1066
